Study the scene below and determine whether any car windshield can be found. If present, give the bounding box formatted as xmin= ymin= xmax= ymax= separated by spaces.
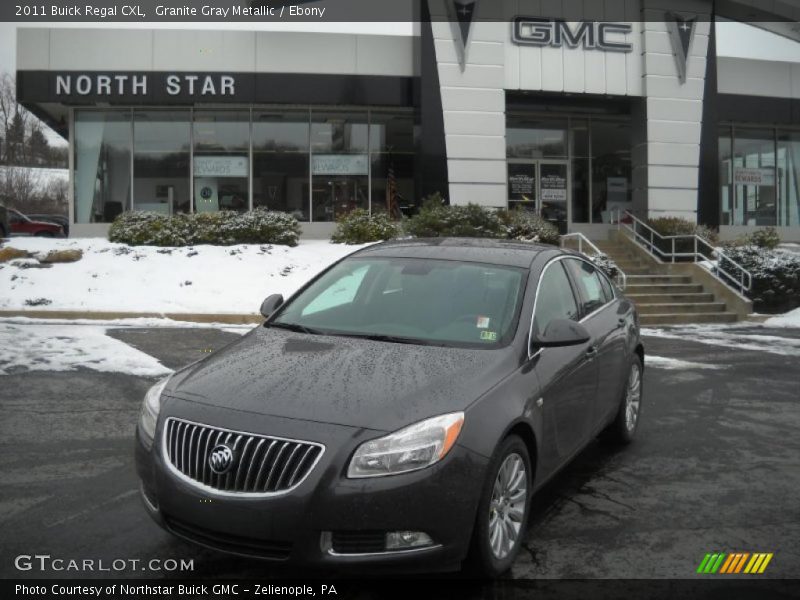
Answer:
xmin=270 ymin=257 xmax=527 ymax=348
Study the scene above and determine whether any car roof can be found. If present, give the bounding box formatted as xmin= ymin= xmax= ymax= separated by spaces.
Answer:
xmin=348 ymin=237 xmax=560 ymax=268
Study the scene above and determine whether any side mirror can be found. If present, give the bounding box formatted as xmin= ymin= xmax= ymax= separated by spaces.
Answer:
xmin=531 ymin=319 xmax=591 ymax=349
xmin=259 ymin=294 xmax=284 ymax=319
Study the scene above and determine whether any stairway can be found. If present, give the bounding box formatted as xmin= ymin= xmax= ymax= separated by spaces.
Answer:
xmin=592 ymin=240 xmax=739 ymax=326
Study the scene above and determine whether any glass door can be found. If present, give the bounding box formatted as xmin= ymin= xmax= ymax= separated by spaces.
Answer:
xmin=508 ymin=160 xmax=570 ymax=233
xmin=508 ymin=160 xmax=537 ymax=213
xmin=539 ymin=161 xmax=569 ymax=234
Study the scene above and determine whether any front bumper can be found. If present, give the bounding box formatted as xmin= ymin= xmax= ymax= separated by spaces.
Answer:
xmin=135 ymin=399 xmax=489 ymax=571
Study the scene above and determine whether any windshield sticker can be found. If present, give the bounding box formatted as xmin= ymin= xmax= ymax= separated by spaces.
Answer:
xmin=476 ymin=316 xmax=491 ymax=329
xmin=480 ymin=330 xmax=498 ymax=342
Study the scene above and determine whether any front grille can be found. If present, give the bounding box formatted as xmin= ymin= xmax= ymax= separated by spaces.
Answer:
xmin=165 ymin=515 xmax=292 ymax=560
xmin=164 ymin=418 xmax=323 ymax=494
xmin=331 ymin=531 xmax=387 ymax=554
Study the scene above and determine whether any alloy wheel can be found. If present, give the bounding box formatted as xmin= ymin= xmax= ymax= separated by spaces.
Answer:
xmin=488 ymin=452 xmax=527 ymax=560
xmin=625 ymin=362 xmax=642 ymax=431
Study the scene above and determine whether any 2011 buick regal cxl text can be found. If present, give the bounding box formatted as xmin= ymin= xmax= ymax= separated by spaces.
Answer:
xmin=135 ymin=238 xmax=644 ymax=576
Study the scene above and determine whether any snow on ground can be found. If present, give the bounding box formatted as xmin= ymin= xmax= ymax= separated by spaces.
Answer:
xmin=642 ymin=324 xmax=800 ymax=357
xmin=0 ymin=322 xmax=172 ymax=377
xmin=764 ymin=307 xmax=800 ymax=328
xmin=0 ymin=238 xmax=368 ymax=314
xmin=645 ymin=355 xmax=727 ymax=370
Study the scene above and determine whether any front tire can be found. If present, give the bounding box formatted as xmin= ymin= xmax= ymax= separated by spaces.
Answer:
xmin=605 ymin=355 xmax=643 ymax=444
xmin=468 ymin=435 xmax=531 ymax=577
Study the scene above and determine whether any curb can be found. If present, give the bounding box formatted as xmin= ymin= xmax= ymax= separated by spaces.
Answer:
xmin=0 ymin=310 xmax=263 ymax=324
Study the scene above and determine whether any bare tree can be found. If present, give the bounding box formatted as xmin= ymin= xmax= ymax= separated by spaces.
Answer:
xmin=0 ymin=72 xmax=16 ymax=164
xmin=0 ymin=72 xmax=33 ymax=165
xmin=0 ymin=166 xmax=43 ymax=208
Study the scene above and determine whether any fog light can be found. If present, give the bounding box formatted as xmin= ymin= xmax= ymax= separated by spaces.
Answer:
xmin=385 ymin=531 xmax=433 ymax=550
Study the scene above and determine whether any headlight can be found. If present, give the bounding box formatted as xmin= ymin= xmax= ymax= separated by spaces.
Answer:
xmin=347 ymin=412 xmax=464 ymax=478
xmin=139 ymin=376 xmax=170 ymax=447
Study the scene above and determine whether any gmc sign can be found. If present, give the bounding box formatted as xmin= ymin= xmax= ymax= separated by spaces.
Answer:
xmin=512 ymin=17 xmax=633 ymax=53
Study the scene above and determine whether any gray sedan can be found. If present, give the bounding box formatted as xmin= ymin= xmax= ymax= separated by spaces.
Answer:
xmin=135 ymin=238 xmax=644 ymax=576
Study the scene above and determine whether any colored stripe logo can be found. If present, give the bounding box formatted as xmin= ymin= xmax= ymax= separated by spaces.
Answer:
xmin=697 ymin=552 xmax=773 ymax=574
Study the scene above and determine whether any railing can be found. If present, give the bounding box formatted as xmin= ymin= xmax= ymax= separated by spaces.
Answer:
xmin=614 ymin=209 xmax=752 ymax=295
xmin=560 ymin=232 xmax=627 ymax=290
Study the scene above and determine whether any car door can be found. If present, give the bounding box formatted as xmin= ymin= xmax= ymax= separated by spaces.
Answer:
xmin=563 ymin=258 xmax=628 ymax=429
xmin=530 ymin=259 xmax=599 ymax=479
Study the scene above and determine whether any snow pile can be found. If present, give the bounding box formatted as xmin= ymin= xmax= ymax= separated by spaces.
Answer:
xmin=0 ymin=238 xmax=366 ymax=314
xmin=645 ymin=355 xmax=726 ymax=370
xmin=764 ymin=307 xmax=800 ymax=328
xmin=0 ymin=322 xmax=172 ymax=376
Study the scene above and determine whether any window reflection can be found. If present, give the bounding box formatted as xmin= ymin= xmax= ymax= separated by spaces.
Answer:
xmin=133 ymin=111 xmax=190 ymax=215
xmin=74 ymin=110 xmax=131 ymax=223
xmin=310 ymin=111 xmax=369 ymax=222
xmin=193 ymin=110 xmax=249 ymax=213
xmin=253 ymin=111 xmax=310 ymax=221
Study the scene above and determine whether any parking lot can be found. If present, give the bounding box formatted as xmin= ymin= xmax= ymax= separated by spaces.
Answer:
xmin=1 ymin=322 xmax=798 ymax=579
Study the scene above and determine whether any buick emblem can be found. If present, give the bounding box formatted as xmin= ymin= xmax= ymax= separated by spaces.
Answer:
xmin=208 ymin=444 xmax=235 ymax=474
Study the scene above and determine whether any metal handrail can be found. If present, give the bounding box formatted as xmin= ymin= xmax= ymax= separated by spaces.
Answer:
xmin=615 ymin=209 xmax=752 ymax=295
xmin=560 ymin=232 xmax=627 ymax=290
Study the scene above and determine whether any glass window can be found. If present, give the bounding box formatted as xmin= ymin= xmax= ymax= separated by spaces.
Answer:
xmin=310 ymin=111 xmax=369 ymax=222
xmin=719 ymin=127 xmax=734 ymax=225
xmin=732 ymin=128 xmax=776 ymax=226
xmin=571 ymin=157 xmax=590 ymax=223
xmin=777 ymin=130 xmax=800 ymax=228
xmin=370 ymin=110 xmax=415 ymax=217
xmin=74 ymin=110 xmax=131 ymax=223
xmin=598 ymin=271 xmax=614 ymax=301
xmin=564 ymin=259 xmax=608 ymax=315
xmin=590 ymin=120 xmax=631 ymax=224
xmin=252 ymin=111 xmax=310 ymax=221
xmin=533 ymin=261 xmax=579 ymax=338
xmin=506 ymin=116 xmax=567 ymax=159
xmin=272 ymin=258 xmax=525 ymax=348
xmin=133 ymin=110 xmax=190 ymax=215
xmin=193 ymin=110 xmax=250 ymax=213
xmin=570 ymin=118 xmax=590 ymax=158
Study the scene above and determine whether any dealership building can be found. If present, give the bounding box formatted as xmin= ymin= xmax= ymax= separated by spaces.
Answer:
xmin=15 ymin=1 xmax=800 ymax=240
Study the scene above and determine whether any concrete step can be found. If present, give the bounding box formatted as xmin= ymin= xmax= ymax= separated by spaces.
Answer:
xmin=619 ymin=267 xmax=653 ymax=275
xmin=627 ymin=275 xmax=693 ymax=284
xmin=640 ymin=312 xmax=738 ymax=326
xmin=626 ymin=292 xmax=715 ymax=303
xmin=626 ymin=283 xmax=704 ymax=294
xmin=635 ymin=302 xmax=727 ymax=315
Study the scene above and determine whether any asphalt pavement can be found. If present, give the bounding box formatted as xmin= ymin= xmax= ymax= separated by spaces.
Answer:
xmin=1 ymin=324 xmax=798 ymax=580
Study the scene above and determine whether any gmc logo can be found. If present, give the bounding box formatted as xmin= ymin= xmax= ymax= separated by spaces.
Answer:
xmin=512 ymin=17 xmax=633 ymax=53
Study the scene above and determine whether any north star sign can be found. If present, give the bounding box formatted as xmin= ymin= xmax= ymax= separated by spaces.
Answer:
xmin=512 ymin=17 xmax=633 ymax=52
xmin=54 ymin=73 xmax=236 ymax=97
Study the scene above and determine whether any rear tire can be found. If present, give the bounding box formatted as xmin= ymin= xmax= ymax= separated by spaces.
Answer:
xmin=605 ymin=355 xmax=644 ymax=444
xmin=467 ymin=435 xmax=532 ymax=577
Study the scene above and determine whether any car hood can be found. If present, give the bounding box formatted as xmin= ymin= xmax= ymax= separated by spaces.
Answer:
xmin=165 ymin=326 xmax=519 ymax=432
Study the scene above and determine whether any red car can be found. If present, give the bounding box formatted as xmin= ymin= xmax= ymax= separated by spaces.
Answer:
xmin=8 ymin=208 xmax=64 ymax=237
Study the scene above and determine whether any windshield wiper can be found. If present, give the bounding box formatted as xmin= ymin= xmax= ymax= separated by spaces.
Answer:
xmin=333 ymin=333 xmax=433 ymax=345
xmin=268 ymin=322 xmax=323 ymax=335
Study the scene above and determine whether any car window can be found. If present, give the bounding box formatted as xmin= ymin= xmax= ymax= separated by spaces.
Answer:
xmin=565 ymin=259 xmax=610 ymax=316
xmin=598 ymin=270 xmax=615 ymax=302
xmin=273 ymin=257 xmax=526 ymax=348
xmin=532 ymin=261 xmax=579 ymax=338
xmin=301 ymin=264 xmax=369 ymax=316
